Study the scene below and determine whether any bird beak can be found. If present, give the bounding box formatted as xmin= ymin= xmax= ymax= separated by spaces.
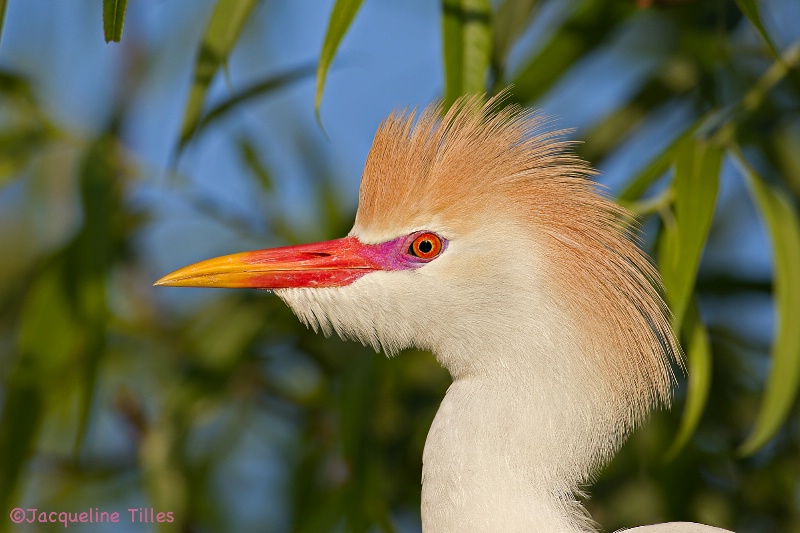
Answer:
xmin=154 ymin=237 xmax=387 ymax=289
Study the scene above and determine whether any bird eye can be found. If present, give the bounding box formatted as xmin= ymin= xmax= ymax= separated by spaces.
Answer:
xmin=408 ymin=232 xmax=443 ymax=260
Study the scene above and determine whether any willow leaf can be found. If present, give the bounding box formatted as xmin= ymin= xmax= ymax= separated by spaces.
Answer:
xmin=238 ymin=138 xmax=273 ymax=191
xmin=665 ymin=303 xmax=712 ymax=459
xmin=492 ymin=0 xmax=539 ymax=80
xmin=733 ymin=0 xmax=780 ymax=59
xmin=618 ymin=119 xmax=706 ymax=204
xmin=618 ymin=139 xmax=677 ymax=204
xmin=102 ymin=0 xmax=128 ymax=43
xmin=196 ymin=62 xmax=316 ymax=139
xmin=0 ymin=267 xmax=78 ymax=511
xmin=509 ymin=0 xmax=615 ymax=106
xmin=315 ymin=0 xmax=365 ymax=120
xmin=0 ymin=0 xmax=8 ymax=47
xmin=733 ymin=150 xmax=800 ymax=455
xmin=659 ymin=137 xmax=722 ymax=332
xmin=0 ymin=379 xmax=43 ymax=512
xmin=178 ymin=0 xmax=258 ymax=148
xmin=69 ymin=136 xmax=122 ymax=452
xmin=0 ymin=126 xmax=49 ymax=186
xmin=442 ymin=0 xmax=491 ymax=108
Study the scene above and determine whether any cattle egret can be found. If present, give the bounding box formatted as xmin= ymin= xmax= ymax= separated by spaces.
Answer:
xmin=156 ymin=95 xmax=732 ymax=533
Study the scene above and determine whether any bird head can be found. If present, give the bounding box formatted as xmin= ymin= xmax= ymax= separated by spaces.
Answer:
xmin=157 ymin=94 xmax=679 ymax=423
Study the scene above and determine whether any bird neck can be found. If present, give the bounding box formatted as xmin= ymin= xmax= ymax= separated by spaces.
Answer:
xmin=422 ymin=326 xmax=624 ymax=533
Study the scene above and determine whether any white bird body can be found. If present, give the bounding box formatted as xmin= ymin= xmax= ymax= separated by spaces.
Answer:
xmin=622 ymin=524 xmax=732 ymax=532
xmin=157 ymin=95 xmax=734 ymax=533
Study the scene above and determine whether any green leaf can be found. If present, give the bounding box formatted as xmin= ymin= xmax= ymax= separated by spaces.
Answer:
xmin=178 ymin=0 xmax=258 ymax=148
xmin=17 ymin=268 xmax=80 ymax=379
xmin=509 ymin=0 xmax=619 ymax=105
xmin=491 ymin=0 xmax=539 ymax=83
xmin=0 ymin=378 xmax=43 ymax=511
xmin=659 ymin=137 xmax=722 ymax=332
xmin=733 ymin=0 xmax=780 ymax=59
xmin=442 ymin=0 xmax=492 ymax=108
xmin=71 ymin=136 xmax=125 ymax=275
xmin=0 ymin=126 xmax=49 ymax=186
xmin=315 ymin=0 xmax=365 ymax=120
xmin=68 ymin=136 xmax=125 ymax=453
xmin=618 ymin=142 xmax=678 ymax=205
xmin=102 ymin=0 xmax=128 ymax=43
xmin=238 ymin=137 xmax=273 ymax=191
xmin=733 ymin=149 xmax=800 ymax=455
xmin=0 ymin=267 xmax=79 ymax=511
xmin=772 ymin=124 xmax=800 ymax=199
xmin=738 ymin=44 xmax=800 ymax=117
xmin=0 ymin=70 xmax=32 ymax=97
xmin=193 ymin=62 xmax=316 ymax=140
xmin=622 ymin=44 xmax=798 ymax=205
xmin=665 ymin=303 xmax=713 ymax=460
xmin=0 ymin=0 xmax=8 ymax=48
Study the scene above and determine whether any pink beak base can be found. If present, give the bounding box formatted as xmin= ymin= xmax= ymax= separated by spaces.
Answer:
xmin=154 ymin=237 xmax=389 ymax=289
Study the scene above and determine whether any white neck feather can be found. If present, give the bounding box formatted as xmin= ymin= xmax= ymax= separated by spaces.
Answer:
xmin=421 ymin=314 xmax=621 ymax=533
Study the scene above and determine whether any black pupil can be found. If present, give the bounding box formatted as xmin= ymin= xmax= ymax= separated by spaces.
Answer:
xmin=418 ymin=239 xmax=433 ymax=254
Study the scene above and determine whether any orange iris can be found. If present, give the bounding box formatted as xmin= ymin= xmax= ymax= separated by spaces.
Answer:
xmin=410 ymin=232 xmax=442 ymax=259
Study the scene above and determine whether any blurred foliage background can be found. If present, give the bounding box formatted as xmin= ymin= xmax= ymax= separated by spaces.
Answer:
xmin=1 ymin=0 xmax=799 ymax=532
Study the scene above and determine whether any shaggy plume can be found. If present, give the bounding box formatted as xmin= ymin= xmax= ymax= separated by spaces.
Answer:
xmin=353 ymin=93 xmax=681 ymax=418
